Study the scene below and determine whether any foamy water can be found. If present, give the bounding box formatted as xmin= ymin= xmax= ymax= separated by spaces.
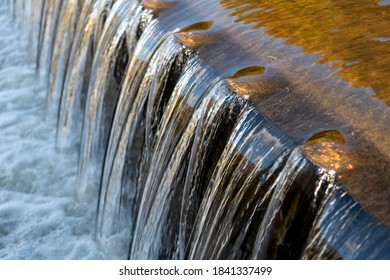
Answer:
xmin=0 ymin=4 xmax=125 ymax=260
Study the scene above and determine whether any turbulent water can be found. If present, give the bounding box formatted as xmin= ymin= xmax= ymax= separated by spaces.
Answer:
xmin=1 ymin=0 xmax=389 ymax=260
xmin=0 ymin=3 xmax=126 ymax=259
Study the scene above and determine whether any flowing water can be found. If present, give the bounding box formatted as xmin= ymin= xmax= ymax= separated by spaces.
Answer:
xmin=0 ymin=0 xmax=389 ymax=259
xmin=0 ymin=2 xmax=123 ymax=259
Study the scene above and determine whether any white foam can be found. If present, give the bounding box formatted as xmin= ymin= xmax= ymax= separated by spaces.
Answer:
xmin=0 ymin=4 xmax=126 ymax=260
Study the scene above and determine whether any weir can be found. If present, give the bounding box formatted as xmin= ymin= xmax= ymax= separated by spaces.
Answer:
xmin=2 ymin=0 xmax=390 ymax=259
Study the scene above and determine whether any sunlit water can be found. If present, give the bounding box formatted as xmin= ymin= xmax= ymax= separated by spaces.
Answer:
xmin=0 ymin=4 xmax=125 ymax=260
xmin=1 ymin=0 xmax=389 ymax=260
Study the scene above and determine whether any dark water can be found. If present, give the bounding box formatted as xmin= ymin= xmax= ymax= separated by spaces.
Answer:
xmin=1 ymin=0 xmax=389 ymax=259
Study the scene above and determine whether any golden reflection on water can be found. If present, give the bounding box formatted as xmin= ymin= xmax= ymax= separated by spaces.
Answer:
xmin=301 ymin=130 xmax=350 ymax=171
xmin=220 ymin=0 xmax=390 ymax=105
xmin=228 ymin=65 xmax=266 ymax=79
xmin=304 ymin=130 xmax=346 ymax=146
xmin=143 ymin=0 xmax=172 ymax=12
xmin=179 ymin=21 xmax=214 ymax=33
xmin=176 ymin=21 xmax=218 ymax=48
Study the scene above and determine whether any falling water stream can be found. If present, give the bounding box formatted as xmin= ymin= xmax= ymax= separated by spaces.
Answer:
xmin=0 ymin=3 xmax=123 ymax=259
xmin=0 ymin=0 xmax=389 ymax=259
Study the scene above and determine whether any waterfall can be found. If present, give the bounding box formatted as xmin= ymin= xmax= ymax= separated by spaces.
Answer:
xmin=1 ymin=0 xmax=389 ymax=259
xmin=56 ymin=0 xmax=115 ymax=150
